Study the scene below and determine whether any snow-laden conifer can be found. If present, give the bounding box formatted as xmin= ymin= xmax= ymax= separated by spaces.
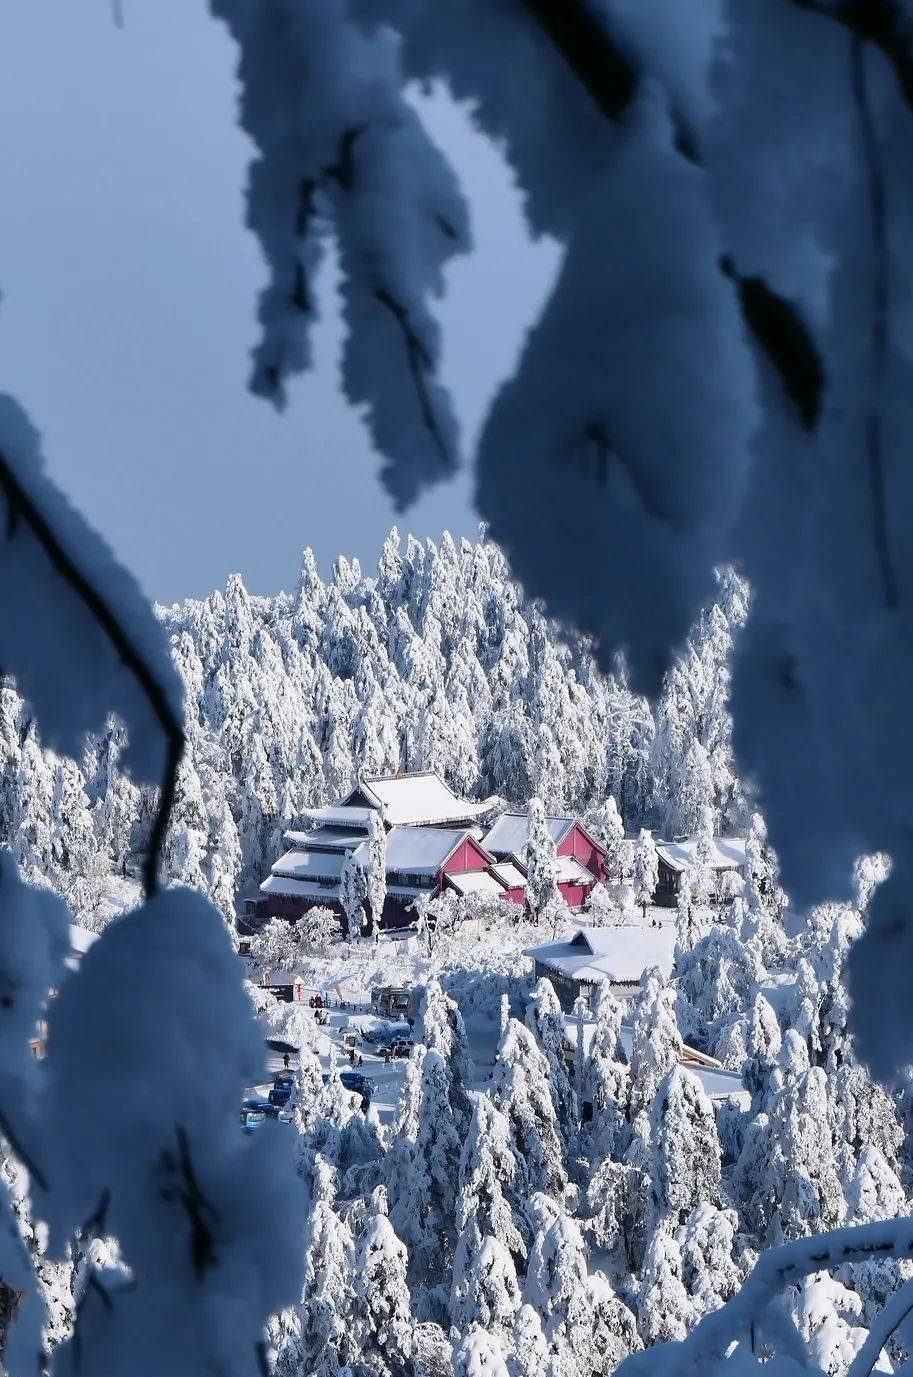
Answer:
xmin=351 ymin=1213 xmax=415 ymax=1377
xmin=387 ymin=1048 xmax=461 ymax=1295
xmin=633 ymin=829 xmax=659 ymax=919
xmin=629 ymin=967 xmax=683 ymax=1119
xmin=650 ymin=1066 xmax=722 ymax=1225
xmin=491 ymin=1018 xmax=566 ymax=1200
xmin=525 ymin=978 xmax=578 ymax=1145
xmin=525 ymin=797 xmax=558 ymax=919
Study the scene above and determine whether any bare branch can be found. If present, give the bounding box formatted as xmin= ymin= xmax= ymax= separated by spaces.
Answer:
xmin=522 ymin=0 xmax=638 ymax=121
xmin=0 ymin=449 xmax=185 ymax=896
xmin=787 ymin=0 xmax=913 ymax=112
xmin=850 ymin=36 xmax=899 ymax=608
xmin=374 ymin=288 xmax=452 ymax=471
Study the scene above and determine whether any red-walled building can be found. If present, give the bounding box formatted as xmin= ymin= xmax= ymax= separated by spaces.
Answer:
xmin=246 ymin=773 xmax=610 ymax=932
xmin=482 ymin=812 xmax=608 ymax=912
xmin=247 ymin=771 xmax=502 ymax=930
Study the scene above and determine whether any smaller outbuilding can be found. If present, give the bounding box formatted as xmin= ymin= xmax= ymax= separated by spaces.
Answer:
xmin=525 ymin=924 xmax=675 ymax=1013
xmin=654 ymin=836 xmax=746 ymax=906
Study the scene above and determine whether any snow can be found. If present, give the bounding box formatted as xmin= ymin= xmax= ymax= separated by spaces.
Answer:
xmin=384 ymin=824 xmax=476 ymax=872
xmin=30 ymin=885 xmax=304 ymax=1374
xmin=527 ymin=924 xmax=676 ymax=987
xmin=283 ymin=825 xmax=371 ymax=851
xmin=555 ymin=856 xmax=595 ymax=885
xmin=483 ymin=811 xmax=575 ymax=859
xmin=492 ymin=862 xmax=528 ymax=889
xmin=260 ymin=874 xmax=341 ymax=900
xmin=656 ymin=837 xmax=747 ymax=873
xmin=448 ymin=871 xmax=506 ymax=897
xmin=296 ymin=807 xmax=374 ymax=830
xmin=356 ymin=771 xmax=498 ymax=827
xmin=271 ymin=848 xmax=352 ymax=881
xmin=67 ymin=925 xmax=97 ymax=958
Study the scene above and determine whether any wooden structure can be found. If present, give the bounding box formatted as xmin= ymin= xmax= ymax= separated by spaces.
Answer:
xmin=654 ymin=836 xmax=746 ymax=906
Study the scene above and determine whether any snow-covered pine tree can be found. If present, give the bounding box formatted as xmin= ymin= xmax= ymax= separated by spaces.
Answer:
xmin=451 ymin=1234 xmax=522 ymax=1340
xmin=523 ymin=1213 xmax=596 ymax=1377
xmin=387 ymin=1048 xmax=462 ymax=1306
xmin=292 ymin=1157 xmax=356 ymax=1377
xmin=453 ymin=1094 xmax=529 ymax=1289
xmin=585 ymin=795 xmax=625 ymax=876
xmin=351 ymin=1213 xmax=416 ymax=1377
xmin=628 ymin=967 xmax=683 ymax=1120
xmin=524 ymin=797 xmax=558 ymax=920
xmin=418 ymin=978 xmax=473 ymax=1128
xmin=490 ymin=1018 xmax=567 ymax=1202
xmin=649 ymin=1066 xmax=722 ymax=1226
xmin=452 ymin=1326 xmax=511 ymax=1377
xmin=340 ymin=848 xmax=368 ymax=941
xmin=524 ymin=978 xmax=578 ymax=1146
xmin=636 ymin=1223 xmax=693 ymax=1346
xmin=632 ymin=829 xmax=658 ymax=920
xmin=583 ymin=982 xmax=630 ymax=1162
xmin=364 ymin=810 xmax=387 ymax=941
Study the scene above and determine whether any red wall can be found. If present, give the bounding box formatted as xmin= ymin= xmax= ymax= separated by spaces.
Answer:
xmin=558 ymin=881 xmax=590 ymax=910
xmin=441 ymin=834 xmax=495 ymax=876
xmin=557 ymin=824 xmax=608 ymax=880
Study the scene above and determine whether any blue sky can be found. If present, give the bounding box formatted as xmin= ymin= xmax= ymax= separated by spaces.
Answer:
xmin=0 ymin=1 xmax=559 ymax=605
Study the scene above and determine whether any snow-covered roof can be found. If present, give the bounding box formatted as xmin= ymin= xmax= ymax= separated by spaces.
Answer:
xmin=283 ymin=826 xmax=367 ymax=852
xmin=556 ymin=856 xmax=595 ymax=885
xmin=299 ymin=805 xmax=374 ymax=829
xmin=491 ymin=861 xmax=527 ymax=890
xmin=64 ymin=924 xmax=99 ymax=971
xmin=447 ymin=870 xmax=506 ymax=897
xmin=271 ymin=848 xmax=357 ymax=882
xmin=260 ymin=874 xmax=341 ymax=900
xmin=655 ymin=836 xmax=746 ymax=872
xmin=351 ymin=772 xmax=497 ymax=827
xmin=384 ymin=825 xmax=472 ymax=875
xmin=482 ymin=810 xmax=576 ymax=859
xmin=69 ymin=924 xmax=98 ymax=956
xmin=526 ymin=925 xmax=675 ymax=986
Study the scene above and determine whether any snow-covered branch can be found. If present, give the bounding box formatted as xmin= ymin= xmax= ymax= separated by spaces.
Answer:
xmin=619 ymin=1216 xmax=913 ymax=1376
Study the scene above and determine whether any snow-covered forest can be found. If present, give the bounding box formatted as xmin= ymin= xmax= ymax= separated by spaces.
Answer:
xmin=4 ymin=0 xmax=913 ymax=1370
xmin=2 ymin=524 xmax=910 ymax=1376
xmin=0 ymin=527 xmax=748 ymax=929
xmin=6 ymin=776 xmax=906 ymax=1377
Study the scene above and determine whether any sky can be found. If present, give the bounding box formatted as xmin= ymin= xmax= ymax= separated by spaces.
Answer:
xmin=0 ymin=1 xmax=559 ymax=605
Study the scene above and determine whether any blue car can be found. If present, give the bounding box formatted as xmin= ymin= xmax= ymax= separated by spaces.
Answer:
xmin=268 ymin=1083 xmax=293 ymax=1108
xmin=244 ymin=1095 xmax=282 ymax=1119
xmin=340 ymin=1071 xmax=375 ymax=1097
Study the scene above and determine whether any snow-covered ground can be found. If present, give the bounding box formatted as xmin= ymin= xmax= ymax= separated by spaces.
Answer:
xmin=248 ymin=908 xmax=743 ymax=1123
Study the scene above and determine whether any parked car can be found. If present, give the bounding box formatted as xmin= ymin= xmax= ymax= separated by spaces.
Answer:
xmin=271 ymin=1070 xmax=295 ymax=1088
xmin=240 ymin=1108 xmax=266 ymax=1133
xmin=362 ymin=1019 xmax=411 ymax=1047
xmin=243 ymin=1095 xmax=282 ymax=1119
xmin=382 ymin=1037 xmax=415 ymax=1061
xmin=339 ymin=1071 xmax=375 ymax=1097
xmin=268 ymin=1083 xmax=293 ymax=1107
